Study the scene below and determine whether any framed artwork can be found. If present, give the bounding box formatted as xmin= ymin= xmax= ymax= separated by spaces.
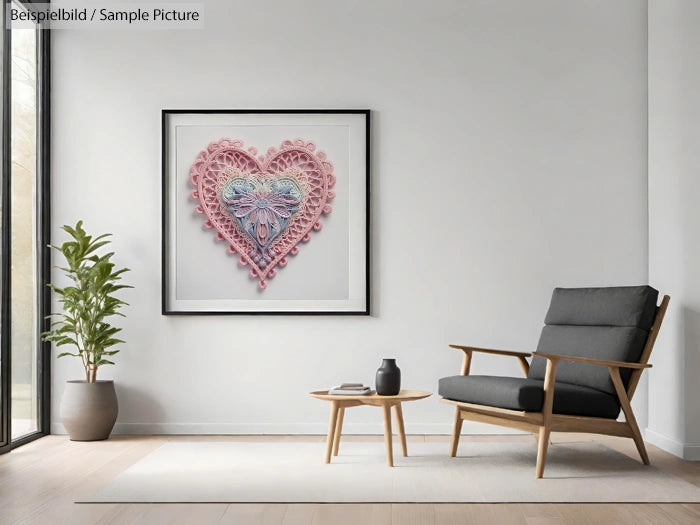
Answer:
xmin=161 ymin=109 xmax=370 ymax=315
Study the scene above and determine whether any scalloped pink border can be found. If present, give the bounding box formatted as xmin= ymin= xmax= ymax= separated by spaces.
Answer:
xmin=190 ymin=139 xmax=335 ymax=289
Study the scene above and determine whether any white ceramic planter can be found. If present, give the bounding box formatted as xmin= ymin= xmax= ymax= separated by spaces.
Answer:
xmin=60 ymin=380 xmax=118 ymax=441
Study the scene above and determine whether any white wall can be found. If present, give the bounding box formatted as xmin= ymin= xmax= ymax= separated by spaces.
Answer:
xmin=51 ymin=0 xmax=649 ymax=435
xmin=647 ymin=0 xmax=700 ymax=459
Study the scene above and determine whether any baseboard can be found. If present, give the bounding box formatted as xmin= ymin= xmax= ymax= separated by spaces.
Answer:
xmin=51 ymin=421 xmax=525 ymax=436
xmin=645 ymin=428 xmax=700 ymax=460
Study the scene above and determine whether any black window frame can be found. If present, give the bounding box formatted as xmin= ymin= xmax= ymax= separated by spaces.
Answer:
xmin=0 ymin=0 xmax=51 ymax=453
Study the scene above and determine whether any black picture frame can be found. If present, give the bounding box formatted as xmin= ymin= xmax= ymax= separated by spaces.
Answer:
xmin=161 ymin=109 xmax=370 ymax=315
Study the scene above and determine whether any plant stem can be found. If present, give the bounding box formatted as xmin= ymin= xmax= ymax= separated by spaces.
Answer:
xmin=74 ymin=277 xmax=91 ymax=381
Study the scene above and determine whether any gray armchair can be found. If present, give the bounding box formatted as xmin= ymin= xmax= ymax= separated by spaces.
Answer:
xmin=439 ymin=286 xmax=669 ymax=478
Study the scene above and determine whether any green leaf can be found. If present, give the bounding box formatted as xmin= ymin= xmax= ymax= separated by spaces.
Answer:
xmin=43 ymin=221 xmax=132 ymax=371
xmin=61 ymin=223 xmax=77 ymax=238
xmin=56 ymin=337 xmax=79 ymax=347
xmin=101 ymin=338 xmax=125 ymax=347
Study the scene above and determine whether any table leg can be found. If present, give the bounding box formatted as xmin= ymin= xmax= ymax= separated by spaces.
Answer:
xmin=382 ymin=404 xmax=394 ymax=467
xmin=394 ymin=403 xmax=408 ymax=457
xmin=325 ymin=401 xmax=339 ymax=464
xmin=332 ymin=407 xmax=345 ymax=456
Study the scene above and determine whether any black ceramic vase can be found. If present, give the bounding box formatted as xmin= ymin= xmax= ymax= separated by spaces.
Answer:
xmin=375 ymin=358 xmax=401 ymax=396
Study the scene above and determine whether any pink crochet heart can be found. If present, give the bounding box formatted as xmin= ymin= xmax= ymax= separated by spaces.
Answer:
xmin=190 ymin=139 xmax=335 ymax=289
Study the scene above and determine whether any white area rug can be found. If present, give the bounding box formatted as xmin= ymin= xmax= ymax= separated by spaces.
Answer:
xmin=80 ymin=442 xmax=700 ymax=503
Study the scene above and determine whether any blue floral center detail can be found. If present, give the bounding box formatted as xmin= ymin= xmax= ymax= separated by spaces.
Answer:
xmin=221 ymin=176 xmax=304 ymax=268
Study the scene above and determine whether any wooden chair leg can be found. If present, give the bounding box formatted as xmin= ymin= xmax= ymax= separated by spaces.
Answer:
xmin=448 ymin=350 xmax=472 ymax=458
xmin=536 ymin=425 xmax=551 ymax=478
xmin=609 ymin=366 xmax=650 ymax=465
xmin=532 ymin=433 xmax=550 ymax=445
xmin=450 ymin=407 xmax=463 ymax=457
xmin=332 ymin=407 xmax=345 ymax=457
xmin=628 ymin=422 xmax=650 ymax=465
xmin=536 ymin=357 xmax=558 ymax=478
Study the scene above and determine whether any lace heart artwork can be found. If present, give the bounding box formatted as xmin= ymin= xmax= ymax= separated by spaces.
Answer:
xmin=189 ymin=138 xmax=336 ymax=289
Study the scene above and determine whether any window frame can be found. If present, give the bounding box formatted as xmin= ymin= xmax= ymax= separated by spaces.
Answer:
xmin=0 ymin=0 xmax=51 ymax=452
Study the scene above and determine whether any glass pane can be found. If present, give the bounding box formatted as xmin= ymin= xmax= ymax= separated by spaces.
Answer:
xmin=10 ymin=20 xmax=38 ymax=440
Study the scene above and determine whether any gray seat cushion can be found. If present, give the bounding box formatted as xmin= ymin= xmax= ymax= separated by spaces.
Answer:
xmin=438 ymin=375 xmax=620 ymax=419
xmin=529 ymin=285 xmax=659 ymax=394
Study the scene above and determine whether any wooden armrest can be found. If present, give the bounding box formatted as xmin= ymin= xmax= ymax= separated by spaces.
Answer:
xmin=449 ymin=344 xmax=532 ymax=358
xmin=531 ymin=352 xmax=651 ymax=370
xmin=449 ymin=344 xmax=531 ymax=377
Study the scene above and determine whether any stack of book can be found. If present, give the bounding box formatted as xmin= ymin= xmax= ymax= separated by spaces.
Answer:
xmin=329 ymin=383 xmax=373 ymax=395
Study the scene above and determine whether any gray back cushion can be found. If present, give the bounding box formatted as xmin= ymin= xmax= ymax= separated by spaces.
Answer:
xmin=544 ymin=286 xmax=658 ymax=330
xmin=529 ymin=286 xmax=659 ymax=394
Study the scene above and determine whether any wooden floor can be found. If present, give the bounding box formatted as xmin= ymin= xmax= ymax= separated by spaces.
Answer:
xmin=1 ymin=433 xmax=699 ymax=525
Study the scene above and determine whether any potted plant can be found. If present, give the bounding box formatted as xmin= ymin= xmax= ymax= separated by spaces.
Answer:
xmin=42 ymin=221 xmax=131 ymax=441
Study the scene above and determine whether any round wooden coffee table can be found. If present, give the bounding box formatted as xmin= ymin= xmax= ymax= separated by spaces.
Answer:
xmin=310 ymin=389 xmax=432 ymax=466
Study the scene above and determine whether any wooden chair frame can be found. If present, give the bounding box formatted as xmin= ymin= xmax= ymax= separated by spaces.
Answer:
xmin=441 ymin=295 xmax=670 ymax=478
